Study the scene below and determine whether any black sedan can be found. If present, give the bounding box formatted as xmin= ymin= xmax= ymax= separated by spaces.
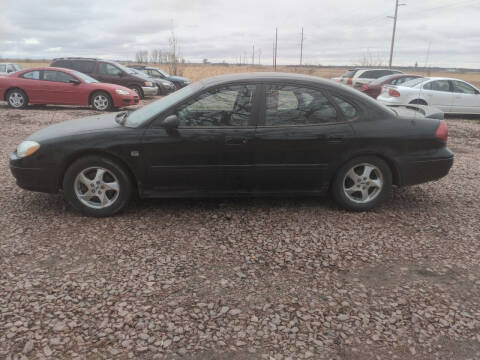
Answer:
xmin=9 ymin=73 xmax=453 ymax=217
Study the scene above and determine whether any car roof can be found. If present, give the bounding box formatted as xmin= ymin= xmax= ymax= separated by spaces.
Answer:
xmin=199 ymin=72 xmax=344 ymax=87
xmin=16 ymin=66 xmax=76 ymax=73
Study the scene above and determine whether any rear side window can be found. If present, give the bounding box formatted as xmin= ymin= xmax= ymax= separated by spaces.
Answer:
xmin=74 ymin=60 xmax=95 ymax=74
xmin=265 ymin=85 xmax=338 ymax=126
xmin=20 ymin=71 xmax=40 ymax=80
xmin=423 ymin=80 xmax=451 ymax=92
xmin=332 ymin=96 xmax=358 ymax=120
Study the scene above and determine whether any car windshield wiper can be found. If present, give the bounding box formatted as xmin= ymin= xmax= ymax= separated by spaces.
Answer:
xmin=115 ymin=111 xmax=130 ymax=125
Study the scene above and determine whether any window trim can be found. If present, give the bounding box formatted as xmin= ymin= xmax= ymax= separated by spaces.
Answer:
xmin=256 ymin=82 xmax=359 ymax=128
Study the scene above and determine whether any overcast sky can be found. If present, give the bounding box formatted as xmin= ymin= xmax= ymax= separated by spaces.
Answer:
xmin=1 ymin=0 xmax=479 ymax=68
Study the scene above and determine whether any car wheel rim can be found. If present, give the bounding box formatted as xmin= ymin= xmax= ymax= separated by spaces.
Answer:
xmin=9 ymin=92 xmax=24 ymax=108
xmin=343 ymin=163 xmax=383 ymax=204
xmin=74 ymin=167 xmax=120 ymax=209
xmin=93 ymin=95 xmax=109 ymax=110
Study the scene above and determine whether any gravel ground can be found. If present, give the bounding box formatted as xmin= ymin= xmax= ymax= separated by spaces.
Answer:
xmin=0 ymin=100 xmax=479 ymax=360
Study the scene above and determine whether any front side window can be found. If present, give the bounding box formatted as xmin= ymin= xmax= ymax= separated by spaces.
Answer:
xmin=453 ymin=81 xmax=477 ymax=94
xmin=43 ymin=70 xmax=76 ymax=83
xmin=265 ymin=85 xmax=338 ymax=126
xmin=424 ymin=80 xmax=451 ymax=92
xmin=98 ymin=63 xmax=122 ymax=76
xmin=176 ymin=84 xmax=256 ymax=127
xmin=21 ymin=71 xmax=40 ymax=80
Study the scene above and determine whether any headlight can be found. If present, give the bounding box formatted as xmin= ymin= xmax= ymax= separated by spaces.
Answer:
xmin=144 ymin=81 xmax=153 ymax=87
xmin=115 ymin=89 xmax=130 ymax=95
xmin=16 ymin=141 xmax=40 ymax=158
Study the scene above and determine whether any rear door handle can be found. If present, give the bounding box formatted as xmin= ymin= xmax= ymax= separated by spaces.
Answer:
xmin=327 ymin=134 xmax=346 ymax=143
xmin=225 ymin=137 xmax=248 ymax=145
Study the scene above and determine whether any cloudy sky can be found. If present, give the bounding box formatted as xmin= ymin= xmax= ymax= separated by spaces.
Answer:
xmin=1 ymin=0 xmax=479 ymax=68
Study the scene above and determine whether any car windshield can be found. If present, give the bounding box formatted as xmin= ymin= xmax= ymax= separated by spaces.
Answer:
xmin=341 ymin=70 xmax=356 ymax=78
xmin=125 ymin=82 xmax=201 ymax=127
xmin=402 ymin=78 xmax=427 ymax=88
xmin=72 ymin=71 xmax=98 ymax=83
xmin=152 ymin=68 xmax=169 ymax=77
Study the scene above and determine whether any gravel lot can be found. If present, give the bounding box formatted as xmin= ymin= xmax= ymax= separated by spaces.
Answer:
xmin=0 ymin=100 xmax=479 ymax=360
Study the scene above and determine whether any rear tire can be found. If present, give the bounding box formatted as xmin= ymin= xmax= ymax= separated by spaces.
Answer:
xmin=331 ymin=156 xmax=392 ymax=211
xmin=91 ymin=91 xmax=113 ymax=111
xmin=63 ymin=156 xmax=132 ymax=217
xmin=409 ymin=99 xmax=428 ymax=105
xmin=7 ymin=89 xmax=28 ymax=109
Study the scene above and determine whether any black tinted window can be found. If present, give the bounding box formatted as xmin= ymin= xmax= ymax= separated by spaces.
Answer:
xmin=177 ymin=85 xmax=256 ymax=127
xmin=74 ymin=60 xmax=95 ymax=74
xmin=21 ymin=71 xmax=40 ymax=80
xmin=265 ymin=85 xmax=338 ymax=126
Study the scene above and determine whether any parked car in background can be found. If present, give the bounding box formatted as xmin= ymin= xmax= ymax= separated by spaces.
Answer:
xmin=0 ymin=67 xmax=139 ymax=110
xmin=9 ymin=73 xmax=453 ymax=217
xmin=332 ymin=68 xmax=363 ymax=85
xmin=50 ymin=58 xmax=157 ymax=99
xmin=360 ymin=74 xmax=423 ymax=98
xmin=351 ymin=69 xmax=404 ymax=89
xmin=129 ymin=68 xmax=176 ymax=95
xmin=377 ymin=77 xmax=480 ymax=114
xmin=128 ymin=65 xmax=190 ymax=89
xmin=0 ymin=63 xmax=23 ymax=75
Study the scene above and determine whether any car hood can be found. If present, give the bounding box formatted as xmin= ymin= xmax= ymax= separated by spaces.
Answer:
xmin=167 ymin=75 xmax=189 ymax=83
xmin=27 ymin=113 xmax=122 ymax=143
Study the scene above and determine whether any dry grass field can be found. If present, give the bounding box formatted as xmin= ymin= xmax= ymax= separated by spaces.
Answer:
xmin=12 ymin=60 xmax=480 ymax=87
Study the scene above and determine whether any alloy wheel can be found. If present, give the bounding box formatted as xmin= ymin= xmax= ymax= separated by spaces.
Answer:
xmin=93 ymin=95 xmax=109 ymax=110
xmin=343 ymin=163 xmax=384 ymax=204
xmin=74 ymin=167 xmax=120 ymax=209
xmin=9 ymin=92 xmax=25 ymax=108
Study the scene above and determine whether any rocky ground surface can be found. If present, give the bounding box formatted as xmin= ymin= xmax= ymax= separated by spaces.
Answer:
xmin=0 ymin=101 xmax=479 ymax=360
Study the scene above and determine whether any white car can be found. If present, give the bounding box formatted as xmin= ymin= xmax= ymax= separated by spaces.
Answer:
xmin=377 ymin=77 xmax=480 ymax=114
xmin=0 ymin=63 xmax=22 ymax=76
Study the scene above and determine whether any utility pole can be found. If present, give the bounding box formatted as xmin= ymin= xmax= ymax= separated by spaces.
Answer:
xmin=252 ymin=44 xmax=255 ymax=65
xmin=388 ymin=0 xmax=406 ymax=68
xmin=300 ymin=27 xmax=304 ymax=66
xmin=258 ymin=48 xmax=262 ymax=65
xmin=274 ymin=27 xmax=278 ymax=71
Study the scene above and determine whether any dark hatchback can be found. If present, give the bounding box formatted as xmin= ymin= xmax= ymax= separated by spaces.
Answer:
xmin=10 ymin=73 xmax=453 ymax=217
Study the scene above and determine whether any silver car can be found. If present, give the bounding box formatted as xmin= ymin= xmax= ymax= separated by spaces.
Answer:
xmin=0 ymin=63 xmax=23 ymax=76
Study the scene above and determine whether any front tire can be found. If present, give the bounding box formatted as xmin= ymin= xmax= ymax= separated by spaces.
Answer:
xmin=91 ymin=91 xmax=113 ymax=111
xmin=130 ymin=86 xmax=144 ymax=99
xmin=63 ymin=156 xmax=132 ymax=217
xmin=331 ymin=156 xmax=392 ymax=211
xmin=7 ymin=89 xmax=28 ymax=109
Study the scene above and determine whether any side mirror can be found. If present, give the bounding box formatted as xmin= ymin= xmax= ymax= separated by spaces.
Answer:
xmin=69 ymin=79 xmax=81 ymax=85
xmin=162 ymin=114 xmax=179 ymax=129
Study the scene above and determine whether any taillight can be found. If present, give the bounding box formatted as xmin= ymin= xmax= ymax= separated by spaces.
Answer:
xmin=435 ymin=120 xmax=448 ymax=142
xmin=388 ymin=88 xmax=400 ymax=97
xmin=361 ymin=84 xmax=369 ymax=91
xmin=347 ymin=78 xmax=353 ymax=85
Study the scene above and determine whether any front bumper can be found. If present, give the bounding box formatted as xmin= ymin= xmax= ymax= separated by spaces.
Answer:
xmin=114 ymin=95 xmax=139 ymax=107
xmin=398 ymin=148 xmax=454 ymax=186
xmin=142 ymin=86 xmax=158 ymax=97
xmin=10 ymin=162 xmax=59 ymax=193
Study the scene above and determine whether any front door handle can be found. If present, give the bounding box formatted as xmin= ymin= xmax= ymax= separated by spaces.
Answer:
xmin=225 ymin=137 xmax=248 ymax=145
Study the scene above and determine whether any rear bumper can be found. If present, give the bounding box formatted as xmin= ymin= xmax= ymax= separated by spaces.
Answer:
xmin=398 ymin=148 xmax=454 ymax=186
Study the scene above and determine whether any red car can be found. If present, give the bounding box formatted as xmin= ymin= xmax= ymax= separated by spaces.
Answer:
xmin=360 ymin=74 xmax=423 ymax=99
xmin=0 ymin=67 xmax=139 ymax=111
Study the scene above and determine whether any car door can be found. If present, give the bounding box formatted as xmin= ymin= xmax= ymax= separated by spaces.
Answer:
xmin=253 ymin=83 xmax=355 ymax=192
xmin=420 ymin=80 xmax=454 ymax=112
xmin=95 ymin=62 xmax=124 ymax=85
xmin=141 ymin=83 xmax=258 ymax=194
xmin=17 ymin=70 xmax=44 ymax=103
xmin=41 ymin=70 xmax=81 ymax=105
xmin=451 ymin=80 xmax=480 ymax=114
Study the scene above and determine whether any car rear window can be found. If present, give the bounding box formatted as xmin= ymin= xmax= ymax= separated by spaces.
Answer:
xmin=341 ymin=70 xmax=357 ymax=78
